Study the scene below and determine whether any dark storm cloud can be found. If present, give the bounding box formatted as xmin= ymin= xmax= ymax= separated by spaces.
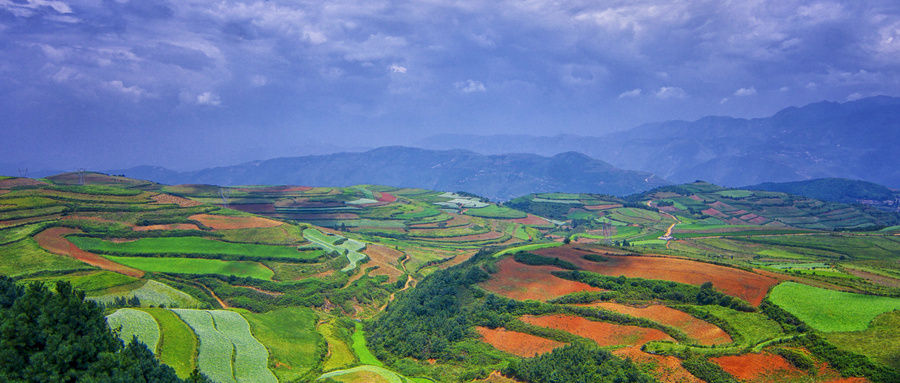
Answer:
xmin=2 ymin=0 xmax=900 ymax=170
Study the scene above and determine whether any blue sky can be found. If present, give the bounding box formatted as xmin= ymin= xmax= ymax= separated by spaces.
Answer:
xmin=2 ymin=0 xmax=899 ymax=171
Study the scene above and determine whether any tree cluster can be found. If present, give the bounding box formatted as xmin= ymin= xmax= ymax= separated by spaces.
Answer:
xmin=0 ymin=276 xmax=211 ymax=383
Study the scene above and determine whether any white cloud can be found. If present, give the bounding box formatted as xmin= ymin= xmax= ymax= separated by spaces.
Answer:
xmin=105 ymin=80 xmax=150 ymax=99
xmin=455 ymin=80 xmax=486 ymax=93
xmin=618 ymin=88 xmax=642 ymax=98
xmin=846 ymin=92 xmax=864 ymax=101
xmin=733 ymin=87 xmax=757 ymax=96
xmin=196 ymin=92 xmax=221 ymax=106
xmin=0 ymin=0 xmax=73 ymax=16
xmin=390 ymin=64 xmax=407 ymax=73
xmin=655 ymin=86 xmax=686 ymax=99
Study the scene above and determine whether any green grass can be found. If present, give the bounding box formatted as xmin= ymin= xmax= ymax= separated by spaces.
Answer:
xmin=243 ymin=307 xmax=325 ymax=382
xmin=102 ymin=256 xmax=274 ymax=280
xmin=698 ymin=305 xmax=783 ymax=346
xmin=716 ymin=190 xmax=754 ymax=198
xmin=216 ymin=224 xmax=307 ymax=245
xmin=825 ymin=310 xmax=900 ymax=372
xmin=106 ymin=308 xmax=161 ymax=353
xmin=0 ymin=222 xmax=50 ymax=245
xmin=462 ymin=205 xmax=527 ymax=219
xmin=210 ymin=310 xmax=278 ymax=383
xmin=0 ymin=238 xmax=94 ymax=277
xmin=23 ymin=270 xmax=138 ymax=294
xmin=89 ymin=280 xmax=201 ymax=308
xmin=321 ymin=322 xmax=355 ymax=371
xmin=318 ymin=365 xmax=417 ymax=383
xmin=68 ymin=236 xmax=317 ymax=261
xmin=173 ymin=309 xmax=237 ymax=383
xmin=140 ymin=308 xmax=197 ymax=378
xmin=769 ymin=282 xmax=900 ymax=332
xmin=352 ymin=321 xmax=383 ymax=367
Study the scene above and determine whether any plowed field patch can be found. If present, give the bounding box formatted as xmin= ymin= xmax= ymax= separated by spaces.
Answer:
xmin=151 ymin=194 xmax=203 ymax=207
xmin=711 ymin=352 xmax=799 ymax=380
xmin=522 ymin=314 xmax=674 ymax=346
xmin=481 ymin=257 xmax=601 ymax=301
xmin=533 ymin=246 xmax=777 ymax=305
xmin=613 ymin=346 xmax=701 ymax=383
xmin=586 ymin=303 xmax=731 ymax=345
xmin=475 ymin=326 xmax=564 ymax=357
xmin=190 ymin=214 xmax=283 ymax=230
xmin=34 ymin=228 xmax=144 ymax=277
xmin=361 ymin=245 xmax=404 ymax=284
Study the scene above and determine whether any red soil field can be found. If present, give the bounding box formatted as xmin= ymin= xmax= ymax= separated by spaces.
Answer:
xmin=584 ymin=204 xmax=623 ymax=211
xmin=0 ymin=190 xmax=9 ymax=196
xmin=34 ymin=227 xmax=144 ymax=278
xmin=726 ymin=218 xmax=747 ymax=225
xmin=0 ymin=178 xmax=48 ymax=188
xmin=151 ymin=193 xmax=202 ymax=207
xmin=613 ymin=346 xmax=701 ymax=383
xmin=376 ymin=192 xmax=397 ymax=203
xmin=709 ymin=201 xmax=737 ymax=211
xmin=189 ymin=214 xmax=283 ymax=230
xmin=701 ymin=208 xmax=728 ymax=218
xmin=740 ymin=213 xmax=759 ymax=220
xmin=689 ymin=195 xmax=703 ymax=201
xmin=133 ymin=223 xmax=201 ymax=231
xmin=410 ymin=214 xmax=472 ymax=229
xmin=361 ymin=245 xmax=405 ymax=284
xmin=732 ymin=210 xmax=749 ymax=216
xmin=532 ymin=246 xmax=779 ymax=306
xmin=481 ymin=257 xmax=602 ymax=301
xmin=471 ymin=371 xmax=519 ymax=383
xmin=748 ymin=216 xmax=769 ymax=224
xmin=510 ymin=214 xmax=552 ymax=226
xmin=711 ymin=352 xmax=800 ymax=380
xmin=475 ymin=327 xmax=565 ymax=357
xmin=229 ymin=204 xmax=277 ymax=213
xmin=521 ymin=314 xmax=674 ymax=346
xmin=586 ymin=302 xmax=731 ymax=345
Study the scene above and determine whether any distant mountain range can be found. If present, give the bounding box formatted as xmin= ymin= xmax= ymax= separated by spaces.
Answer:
xmin=114 ymin=147 xmax=668 ymax=201
xmin=417 ymin=96 xmax=900 ymax=188
xmin=744 ymin=178 xmax=900 ymax=212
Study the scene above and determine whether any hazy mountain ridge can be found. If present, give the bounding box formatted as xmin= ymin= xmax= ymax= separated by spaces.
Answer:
xmin=114 ymin=147 xmax=668 ymax=201
xmin=417 ymin=96 xmax=900 ymax=188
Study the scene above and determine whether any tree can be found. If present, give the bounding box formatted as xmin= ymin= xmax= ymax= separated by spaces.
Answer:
xmin=0 ymin=276 xmax=184 ymax=383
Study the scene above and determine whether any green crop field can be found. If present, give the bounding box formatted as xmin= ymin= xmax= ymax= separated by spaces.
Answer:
xmin=140 ymin=308 xmax=197 ymax=378
xmin=0 ymin=222 xmax=50 ymax=245
xmin=173 ymin=309 xmax=238 ymax=383
xmin=102 ymin=256 xmax=274 ymax=280
xmin=90 ymin=279 xmax=201 ymax=308
xmin=209 ymin=310 xmax=278 ymax=383
xmin=68 ymin=236 xmax=316 ymax=261
xmin=0 ymin=238 xmax=93 ymax=277
xmin=769 ymin=282 xmax=900 ymax=332
xmin=463 ymin=205 xmax=527 ymax=219
xmin=243 ymin=307 xmax=325 ymax=382
xmin=716 ymin=190 xmax=754 ymax=198
xmin=321 ymin=321 xmax=355 ymax=372
xmin=318 ymin=365 xmax=418 ymax=383
xmin=106 ymin=308 xmax=161 ymax=352
xmin=695 ymin=305 xmax=783 ymax=347
xmin=23 ymin=270 xmax=138 ymax=294
xmin=826 ymin=310 xmax=900 ymax=372
xmin=352 ymin=321 xmax=383 ymax=367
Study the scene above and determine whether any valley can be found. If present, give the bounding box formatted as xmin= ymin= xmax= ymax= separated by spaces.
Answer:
xmin=1 ymin=172 xmax=899 ymax=383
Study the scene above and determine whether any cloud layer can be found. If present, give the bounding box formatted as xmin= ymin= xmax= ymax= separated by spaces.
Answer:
xmin=2 ymin=0 xmax=899 ymax=170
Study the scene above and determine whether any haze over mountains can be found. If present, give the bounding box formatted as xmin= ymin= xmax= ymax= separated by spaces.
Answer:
xmin=116 ymin=148 xmax=667 ymax=201
xmin=418 ymin=96 xmax=900 ymax=188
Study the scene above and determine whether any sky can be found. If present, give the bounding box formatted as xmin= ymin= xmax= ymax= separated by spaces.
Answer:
xmin=2 ymin=0 xmax=900 ymax=171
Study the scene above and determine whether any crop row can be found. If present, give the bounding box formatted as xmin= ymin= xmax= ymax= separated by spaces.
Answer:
xmin=173 ymin=309 xmax=277 ymax=383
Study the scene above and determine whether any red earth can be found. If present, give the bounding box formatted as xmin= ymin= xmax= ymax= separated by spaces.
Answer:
xmin=480 ymin=257 xmax=602 ymax=301
xmin=613 ymin=346 xmax=701 ymax=383
xmin=531 ymin=246 xmax=779 ymax=305
xmin=475 ymin=326 xmax=564 ymax=357
xmin=586 ymin=302 xmax=731 ymax=345
xmin=34 ymin=227 xmax=144 ymax=278
xmin=521 ymin=314 xmax=674 ymax=346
